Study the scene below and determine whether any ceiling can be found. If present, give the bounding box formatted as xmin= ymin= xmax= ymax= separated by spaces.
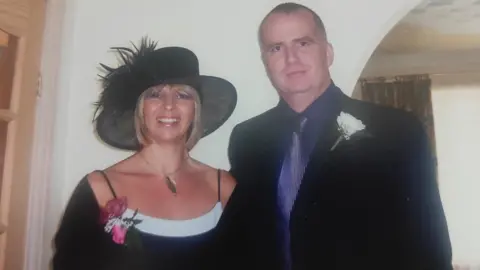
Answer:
xmin=362 ymin=0 xmax=480 ymax=77
xmin=377 ymin=0 xmax=480 ymax=53
xmin=407 ymin=0 xmax=480 ymax=34
xmin=376 ymin=23 xmax=480 ymax=53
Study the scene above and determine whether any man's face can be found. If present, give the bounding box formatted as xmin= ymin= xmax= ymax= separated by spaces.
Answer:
xmin=260 ymin=10 xmax=333 ymax=97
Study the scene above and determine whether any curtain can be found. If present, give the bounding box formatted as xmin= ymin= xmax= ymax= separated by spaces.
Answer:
xmin=359 ymin=74 xmax=438 ymax=169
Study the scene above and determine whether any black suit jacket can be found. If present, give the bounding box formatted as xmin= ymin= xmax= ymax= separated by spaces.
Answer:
xmin=228 ymin=91 xmax=452 ymax=270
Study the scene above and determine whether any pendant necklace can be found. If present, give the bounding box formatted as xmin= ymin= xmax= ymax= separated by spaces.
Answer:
xmin=141 ymin=154 xmax=190 ymax=196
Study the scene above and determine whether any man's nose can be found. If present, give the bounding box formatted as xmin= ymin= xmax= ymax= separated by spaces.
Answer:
xmin=285 ymin=46 xmax=299 ymax=64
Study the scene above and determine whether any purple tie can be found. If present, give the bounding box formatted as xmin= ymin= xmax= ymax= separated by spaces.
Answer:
xmin=277 ymin=117 xmax=307 ymax=269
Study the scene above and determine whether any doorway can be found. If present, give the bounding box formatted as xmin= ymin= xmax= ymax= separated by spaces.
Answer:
xmin=0 ymin=0 xmax=45 ymax=269
xmin=355 ymin=0 xmax=480 ymax=267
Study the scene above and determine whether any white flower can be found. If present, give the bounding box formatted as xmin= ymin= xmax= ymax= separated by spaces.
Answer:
xmin=104 ymin=210 xmax=141 ymax=233
xmin=104 ymin=216 xmax=122 ymax=233
xmin=330 ymin=112 xmax=365 ymax=150
xmin=337 ymin=112 xmax=365 ymax=139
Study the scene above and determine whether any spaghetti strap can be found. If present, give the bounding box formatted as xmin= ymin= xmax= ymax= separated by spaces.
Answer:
xmin=97 ymin=170 xmax=118 ymax=199
xmin=217 ymin=169 xmax=221 ymax=202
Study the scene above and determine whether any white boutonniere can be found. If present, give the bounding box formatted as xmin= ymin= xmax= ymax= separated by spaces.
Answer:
xmin=330 ymin=112 xmax=366 ymax=151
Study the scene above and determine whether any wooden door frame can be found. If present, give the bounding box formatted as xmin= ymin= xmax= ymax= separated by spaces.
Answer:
xmin=0 ymin=0 xmax=48 ymax=269
xmin=22 ymin=0 xmax=67 ymax=269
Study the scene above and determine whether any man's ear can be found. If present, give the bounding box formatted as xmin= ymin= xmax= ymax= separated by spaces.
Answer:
xmin=326 ymin=42 xmax=334 ymax=67
xmin=260 ymin=50 xmax=269 ymax=66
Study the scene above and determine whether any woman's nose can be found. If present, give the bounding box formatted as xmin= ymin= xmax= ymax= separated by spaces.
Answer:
xmin=163 ymin=92 xmax=176 ymax=110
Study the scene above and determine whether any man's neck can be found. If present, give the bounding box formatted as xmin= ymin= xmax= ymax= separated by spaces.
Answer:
xmin=281 ymin=82 xmax=331 ymax=113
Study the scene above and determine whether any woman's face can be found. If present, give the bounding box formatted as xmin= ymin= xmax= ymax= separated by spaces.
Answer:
xmin=142 ymin=84 xmax=196 ymax=145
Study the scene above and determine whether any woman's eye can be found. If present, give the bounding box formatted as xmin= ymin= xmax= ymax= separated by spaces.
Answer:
xmin=145 ymin=90 xmax=161 ymax=99
xmin=177 ymin=91 xmax=193 ymax=99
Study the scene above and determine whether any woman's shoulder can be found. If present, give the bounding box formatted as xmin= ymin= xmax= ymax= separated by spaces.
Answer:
xmin=217 ymin=169 xmax=236 ymax=206
xmin=66 ymin=174 xmax=95 ymax=201
xmin=190 ymin=160 xmax=234 ymax=182
xmin=86 ymin=156 xmax=140 ymax=205
xmin=86 ymin=169 xmax=121 ymax=208
xmin=189 ymin=160 xmax=236 ymax=205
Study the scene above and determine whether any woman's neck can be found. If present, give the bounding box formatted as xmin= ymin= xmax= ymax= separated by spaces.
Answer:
xmin=139 ymin=143 xmax=189 ymax=176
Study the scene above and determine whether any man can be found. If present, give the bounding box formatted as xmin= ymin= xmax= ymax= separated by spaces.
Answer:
xmin=228 ymin=2 xmax=452 ymax=270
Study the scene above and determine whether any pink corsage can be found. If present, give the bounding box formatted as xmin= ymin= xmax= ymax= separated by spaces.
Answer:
xmin=100 ymin=197 xmax=142 ymax=248
xmin=99 ymin=196 xmax=127 ymax=224
xmin=111 ymin=224 xmax=128 ymax=244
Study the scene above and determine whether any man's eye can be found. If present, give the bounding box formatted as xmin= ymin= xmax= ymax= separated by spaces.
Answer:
xmin=299 ymin=41 xmax=309 ymax=46
xmin=270 ymin=45 xmax=281 ymax=52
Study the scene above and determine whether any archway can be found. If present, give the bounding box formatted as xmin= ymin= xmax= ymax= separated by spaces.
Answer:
xmin=356 ymin=0 xmax=480 ymax=267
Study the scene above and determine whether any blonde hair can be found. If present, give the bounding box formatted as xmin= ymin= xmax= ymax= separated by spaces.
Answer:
xmin=134 ymin=84 xmax=203 ymax=150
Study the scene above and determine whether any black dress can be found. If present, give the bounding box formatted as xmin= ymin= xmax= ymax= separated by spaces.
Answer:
xmin=51 ymin=170 xmax=257 ymax=270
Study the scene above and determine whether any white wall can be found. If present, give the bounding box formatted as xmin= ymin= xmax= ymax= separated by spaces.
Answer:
xmin=361 ymin=49 xmax=480 ymax=78
xmin=38 ymin=0 xmax=422 ymax=268
xmin=431 ymin=73 xmax=480 ymax=266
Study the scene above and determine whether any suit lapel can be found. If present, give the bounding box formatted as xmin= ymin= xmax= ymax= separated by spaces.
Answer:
xmin=267 ymin=93 xmax=369 ymax=215
xmin=293 ymin=94 xmax=352 ymax=213
xmin=293 ymin=109 xmax=340 ymax=212
xmin=261 ymin=106 xmax=294 ymax=192
xmin=292 ymin=94 xmax=377 ymax=217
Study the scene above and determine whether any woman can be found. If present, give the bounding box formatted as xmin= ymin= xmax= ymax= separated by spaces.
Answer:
xmin=52 ymin=37 xmax=245 ymax=270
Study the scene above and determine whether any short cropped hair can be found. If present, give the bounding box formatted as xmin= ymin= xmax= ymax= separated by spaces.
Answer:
xmin=258 ymin=2 xmax=327 ymax=46
xmin=134 ymin=84 xmax=202 ymax=150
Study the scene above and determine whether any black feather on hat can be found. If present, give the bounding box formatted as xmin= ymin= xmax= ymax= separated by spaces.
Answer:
xmin=93 ymin=36 xmax=237 ymax=151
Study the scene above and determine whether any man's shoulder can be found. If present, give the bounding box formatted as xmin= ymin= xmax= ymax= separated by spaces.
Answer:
xmin=344 ymin=97 xmax=423 ymax=141
xmin=232 ymin=106 xmax=278 ymax=135
xmin=347 ymin=96 xmax=409 ymax=116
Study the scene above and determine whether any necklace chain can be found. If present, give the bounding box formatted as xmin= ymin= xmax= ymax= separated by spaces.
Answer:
xmin=140 ymin=153 xmax=190 ymax=196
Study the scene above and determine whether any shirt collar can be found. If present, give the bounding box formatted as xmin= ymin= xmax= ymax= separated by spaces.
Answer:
xmin=277 ymin=81 xmax=342 ymax=122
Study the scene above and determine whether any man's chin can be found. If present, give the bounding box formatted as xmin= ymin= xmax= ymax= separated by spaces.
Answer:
xmin=280 ymin=87 xmax=311 ymax=95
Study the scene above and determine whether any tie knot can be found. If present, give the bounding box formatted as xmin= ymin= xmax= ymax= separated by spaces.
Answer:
xmin=294 ymin=117 xmax=307 ymax=133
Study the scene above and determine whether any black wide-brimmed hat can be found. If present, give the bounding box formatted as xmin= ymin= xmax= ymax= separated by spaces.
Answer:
xmin=93 ymin=37 xmax=237 ymax=150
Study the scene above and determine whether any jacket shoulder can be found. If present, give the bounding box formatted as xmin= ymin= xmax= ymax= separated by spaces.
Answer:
xmin=231 ymin=107 xmax=278 ymax=136
xmin=343 ymin=97 xmax=425 ymax=146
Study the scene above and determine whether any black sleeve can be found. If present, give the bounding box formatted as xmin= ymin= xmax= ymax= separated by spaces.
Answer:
xmin=227 ymin=125 xmax=242 ymax=182
xmin=404 ymin=116 xmax=452 ymax=269
xmin=214 ymin=181 xmax=279 ymax=270
xmin=51 ymin=177 xmax=109 ymax=270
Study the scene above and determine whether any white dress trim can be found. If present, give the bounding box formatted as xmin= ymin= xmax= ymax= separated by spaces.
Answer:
xmin=123 ymin=202 xmax=223 ymax=237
